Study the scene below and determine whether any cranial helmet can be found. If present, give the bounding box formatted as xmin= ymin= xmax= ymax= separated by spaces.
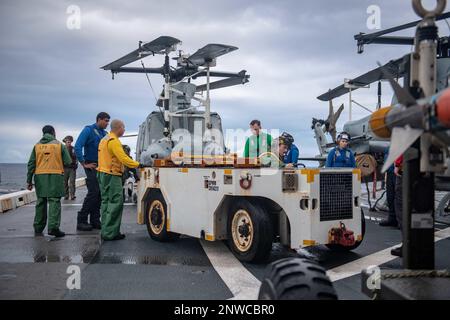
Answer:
xmin=337 ymin=131 xmax=350 ymax=142
xmin=280 ymin=132 xmax=294 ymax=147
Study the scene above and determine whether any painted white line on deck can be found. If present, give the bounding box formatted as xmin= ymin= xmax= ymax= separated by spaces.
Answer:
xmin=200 ymin=240 xmax=261 ymax=300
xmin=363 ymin=215 xmax=383 ymax=222
xmin=327 ymin=226 xmax=450 ymax=282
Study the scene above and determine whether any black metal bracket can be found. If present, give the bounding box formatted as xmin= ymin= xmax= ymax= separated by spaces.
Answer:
xmin=355 ymin=11 xmax=450 ymax=53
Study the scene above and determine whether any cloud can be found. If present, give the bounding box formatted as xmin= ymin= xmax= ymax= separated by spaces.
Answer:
xmin=0 ymin=119 xmax=83 ymax=163
xmin=1 ymin=0 xmax=447 ymax=162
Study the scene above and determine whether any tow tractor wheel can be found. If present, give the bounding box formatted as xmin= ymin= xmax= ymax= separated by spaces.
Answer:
xmin=227 ymin=199 xmax=273 ymax=263
xmin=326 ymin=208 xmax=365 ymax=252
xmin=258 ymin=257 xmax=338 ymax=300
xmin=145 ymin=194 xmax=179 ymax=242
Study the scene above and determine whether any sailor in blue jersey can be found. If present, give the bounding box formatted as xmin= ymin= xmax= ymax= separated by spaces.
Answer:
xmin=74 ymin=112 xmax=110 ymax=231
xmin=280 ymin=132 xmax=299 ymax=168
xmin=325 ymin=132 xmax=356 ymax=168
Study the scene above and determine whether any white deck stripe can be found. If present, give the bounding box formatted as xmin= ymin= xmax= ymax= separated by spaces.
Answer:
xmin=364 ymin=215 xmax=382 ymax=222
xmin=327 ymin=226 xmax=450 ymax=282
xmin=200 ymin=240 xmax=261 ymax=300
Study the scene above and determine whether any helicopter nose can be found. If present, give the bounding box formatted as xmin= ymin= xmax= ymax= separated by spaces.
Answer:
xmin=436 ymin=88 xmax=450 ymax=127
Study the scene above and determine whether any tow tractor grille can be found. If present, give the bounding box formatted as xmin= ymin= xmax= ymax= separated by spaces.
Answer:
xmin=320 ymin=172 xmax=353 ymax=221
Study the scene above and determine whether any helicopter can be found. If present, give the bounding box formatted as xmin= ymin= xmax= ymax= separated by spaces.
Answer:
xmin=308 ymin=9 xmax=450 ymax=221
xmin=314 ymin=9 xmax=450 ymax=159
xmin=258 ymin=0 xmax=450 ymax=300
xmin=101 ymin=36 xmax=250 ymax=165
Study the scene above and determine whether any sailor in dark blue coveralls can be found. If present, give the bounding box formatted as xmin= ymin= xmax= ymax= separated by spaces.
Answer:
xmin=379 ymin=147 xmax=398 ymax=227
xmin=280 ymin=132 xmax=299 ymax=168
xmin=325 ymin=132 xmax=356 ymax=168
xmin=74 ymin=112 xmax=110 ymax=231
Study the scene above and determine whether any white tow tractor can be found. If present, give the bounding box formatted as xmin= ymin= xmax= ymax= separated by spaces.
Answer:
xmin=101 ymin=36 xmax=364 ymax=262
xmin=136 ymin=165 xmax=363 ymax=262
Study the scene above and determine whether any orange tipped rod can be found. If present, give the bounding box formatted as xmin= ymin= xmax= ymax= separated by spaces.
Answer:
xmin=369 ymin=87 xmax=450 ymax=138
xmin=369 ymin=107 xmax=393 ymax=139
xmin=436 ymin=88 xmax=450 ymax=127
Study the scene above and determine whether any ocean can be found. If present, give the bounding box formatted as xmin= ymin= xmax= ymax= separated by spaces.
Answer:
xmin=0 ymin=163 xmax=86 ymax=195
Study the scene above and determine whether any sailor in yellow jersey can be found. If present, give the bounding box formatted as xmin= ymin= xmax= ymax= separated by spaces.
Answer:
xmin=97 ymin=119 xmax=141 ymax=240
xmin=27 ymin=125 xmax=72 ymax=237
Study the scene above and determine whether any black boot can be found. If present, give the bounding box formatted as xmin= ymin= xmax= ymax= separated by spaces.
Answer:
xmin=391 ymin=246 xmax=403 ymax=257
xmin=379 ymin=218 xmax=398 ymax=227
xmin=77 ymin=223 xmax=93 ymax=231
xmin=48 ymin=229 xmax=65 ymax=238
xmin=90 ymin=222 xmax=102 ymax=230
xmin=102 ymin=233 xmax=126 ymax=241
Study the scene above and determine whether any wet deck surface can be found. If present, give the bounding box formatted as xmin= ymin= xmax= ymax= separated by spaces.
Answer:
xmin=0 ymin=187 xmax=449 ymax=300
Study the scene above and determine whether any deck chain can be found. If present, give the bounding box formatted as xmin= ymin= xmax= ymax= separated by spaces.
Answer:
xmin=382 ymin=270 xmax=450 ymax=279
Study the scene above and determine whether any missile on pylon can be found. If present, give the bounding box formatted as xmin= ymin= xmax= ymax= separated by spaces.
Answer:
xmin=370 ymin=87 xmax=450 ymax=138
xmin=369 ymin=83 xmax=450 ymax=172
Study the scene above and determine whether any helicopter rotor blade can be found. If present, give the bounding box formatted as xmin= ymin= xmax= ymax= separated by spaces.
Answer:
xmin=193 ymin=70 xmax=247 ymax=79
xmin=189 ymin=44 xmax=238 ymax=67
xmin=101 ymin=36 xmax=181 ymax=70
xmin=327 ymin=95 xmax=334 ymax=122
xmin=377 ymin=61 xmax=416 ymax=106
xmin=317 ymin=57 xmax=405 ymax=101
xmin=335 ymin=104 xmax=344 ymax=121
xmin=195 ymin=75 xmax=249 ymax=92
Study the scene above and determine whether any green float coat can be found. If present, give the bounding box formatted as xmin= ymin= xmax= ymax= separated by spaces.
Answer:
xmin=27 ymin=133 xmax=72 ymax=232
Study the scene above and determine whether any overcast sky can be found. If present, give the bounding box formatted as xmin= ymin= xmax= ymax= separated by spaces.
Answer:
xmin=0 ymin=0 xmax=448 ymax=163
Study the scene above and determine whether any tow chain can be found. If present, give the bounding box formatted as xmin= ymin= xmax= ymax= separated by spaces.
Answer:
xmin=370 ymin=270 xmax=450 ymax=300
xmin=381 ymin=269 xmax=450 ymax=279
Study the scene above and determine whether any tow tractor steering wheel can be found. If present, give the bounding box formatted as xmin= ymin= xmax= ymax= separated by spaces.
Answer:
xmin=258 ymin=152 xmax=282 ymax=167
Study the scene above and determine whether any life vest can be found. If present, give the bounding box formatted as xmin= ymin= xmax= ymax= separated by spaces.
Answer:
xmin=248 ymin=133 xmax=270 ymax=157
xmin=331 ymin=147 xmax=353 ymax=167
xmin=97 ymin=134 xmax=123 ymax=176
xmin=334 ymin=148 xmax=351 ymax=161
xmin=34 ymin=140 xmax=64 ymax=175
